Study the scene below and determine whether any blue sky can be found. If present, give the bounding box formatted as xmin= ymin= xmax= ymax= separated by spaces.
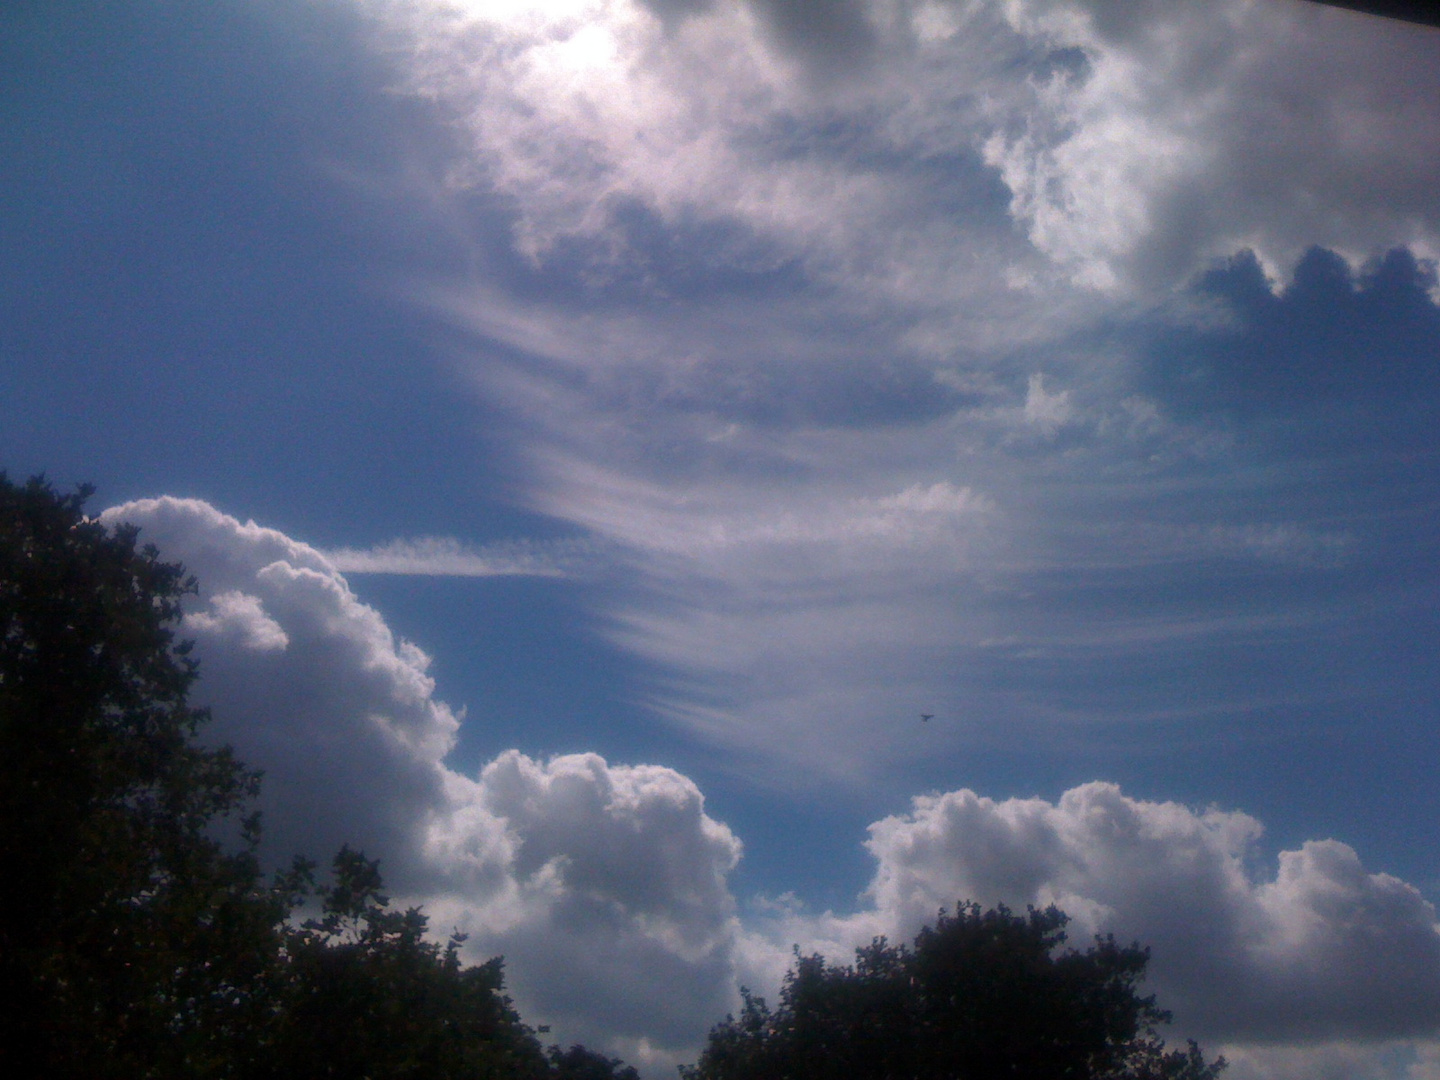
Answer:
xmin=6 ymin=1 xmax=1440 ymax=1075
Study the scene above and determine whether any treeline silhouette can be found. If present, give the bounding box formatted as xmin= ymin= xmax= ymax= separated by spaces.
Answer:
xmin=683 ymin=905 xmax=1223 ymax=1080
xmin=0 ymin=474 xmax=1222 ymax=1079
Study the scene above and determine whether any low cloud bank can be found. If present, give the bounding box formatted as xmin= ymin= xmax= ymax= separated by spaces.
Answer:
xmin=747 ymin=784 xmax=1440 ymax=1078
xmin=102 ymin=496 xmax=1440 ymax=1077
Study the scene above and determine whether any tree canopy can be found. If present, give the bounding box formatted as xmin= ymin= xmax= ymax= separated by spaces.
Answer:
xmin=683 ymin=903 xmax=1225 ymax=1080
xmin=252 ymin=846 xmax=556 ymax=1080
xmin=1 ymin=474 xmax=279 ymax=1077
xmin=0 ymin=475 xmax=629 ymax=1080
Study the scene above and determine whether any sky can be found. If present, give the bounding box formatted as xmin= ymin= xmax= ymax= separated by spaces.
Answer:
xmin=4 ymin=0 xmax=1440 ymax=1075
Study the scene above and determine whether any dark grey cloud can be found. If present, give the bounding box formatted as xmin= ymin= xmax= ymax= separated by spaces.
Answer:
xmin=745 ymin=0 xmax=878 ymax=72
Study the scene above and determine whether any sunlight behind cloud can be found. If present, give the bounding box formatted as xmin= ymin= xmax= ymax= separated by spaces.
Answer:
xmin=366 ymin=0 xmax=1440 ymax=305
xmin=10 ymin=0 xmax=1440 ymax=1074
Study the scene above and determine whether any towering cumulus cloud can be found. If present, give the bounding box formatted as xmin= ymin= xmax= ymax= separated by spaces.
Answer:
xmin=100 ymin=498 xmax=1440 ymax=1077
xmin=98 ymin=497 xmax=744 ymax=1070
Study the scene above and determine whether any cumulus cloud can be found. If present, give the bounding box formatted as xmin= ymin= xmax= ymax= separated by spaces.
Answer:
xmin=100 ymin=497 xmax=460 ymax=877
xmin=741 ymin=782 xmax=1440 ymax=1059
xmin=990 ymin=0 xmax=1440 ymax=289
xmin=89 ymin=499 xmax=1440 ymax=1075
xmin=431 ymin=751 xmax=741 ymax=1064
xmin=185 ymin=591 xmax=290 ymax=652
xmin=98 ymin=497 xmax=744 ymax=1065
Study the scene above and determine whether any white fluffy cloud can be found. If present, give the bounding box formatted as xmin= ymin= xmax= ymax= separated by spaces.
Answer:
xmin=101 ymin=497 xmax=1440 ymax=1075
xmin=432 ymin=751 xmax=741 ymax=1064
xmin=100 ymin=497 xmax=459 ymax=877
xmin=741 ymin=781 xmax=1440 ymax=1079
xmin=99 ymin=497 xmax=744 ymax=1066
xmin=984 ymin=0 xmax=1440 ymax=290
xmin=860 ymin=783 xmax=1440 ymax=1040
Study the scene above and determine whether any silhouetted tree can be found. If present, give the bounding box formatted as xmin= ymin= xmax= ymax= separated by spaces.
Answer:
xmin=0 ymin=474 xmax=633 ymax=1080
xmin=255 ymin=846 xmax=552 ymax=1080
xmin=0 ymin=474 xmax=281 ymax=1078
xmin=547 ymin=1043 xmax=642 ymax=1080
xmin=684 ymin=903 xmax=1225 ymax=1080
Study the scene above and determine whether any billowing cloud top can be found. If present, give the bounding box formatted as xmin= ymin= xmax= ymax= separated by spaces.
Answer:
xmin=99 ymin=497 xmax=743 ymax=1066
xmin=98 ymin=498 xmax=1440 ymax=1076
xmin=860 ymin=783 xmax=1440 ymax=1042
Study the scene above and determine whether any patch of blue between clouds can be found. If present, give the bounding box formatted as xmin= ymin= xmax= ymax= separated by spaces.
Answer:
xmin=807 ymin=244 xmax=1440 ymax=906
xmin=0 ymin=0 xmax=541 ymax=546
xmin=1009 ymin=248 xmax=1440 ymax=894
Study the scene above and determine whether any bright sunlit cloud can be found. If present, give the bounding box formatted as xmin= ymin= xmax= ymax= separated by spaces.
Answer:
xmin=9 ymin=1 xmax=1440 ymax=1076
xmin=101 ymin=495 xmax=1440 ymax=1078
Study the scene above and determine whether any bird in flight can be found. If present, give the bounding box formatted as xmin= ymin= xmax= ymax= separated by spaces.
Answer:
xmin=920 ymin=713 xmax=934 ymax=722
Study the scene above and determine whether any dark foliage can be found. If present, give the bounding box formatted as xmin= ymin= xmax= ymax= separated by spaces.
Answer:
xmin=0 ymin=473 xmax=280 ymax=1078
xmin=254 ymin=847 xmax=552 ymax=1080
xmin=548 ymin=1043 xmax=642 ymax=1080
xmin=0 ymin=475 xmax=628 ymax=1080
xmin=684 ymin=903 xmax=1225 ymax=1080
